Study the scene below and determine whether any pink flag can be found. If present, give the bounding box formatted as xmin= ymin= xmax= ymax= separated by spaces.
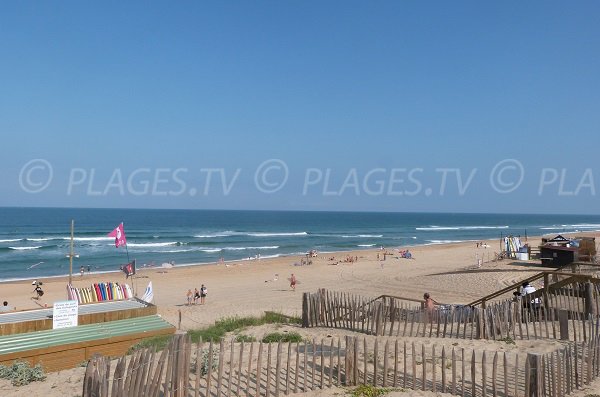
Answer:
xmin=108 ymin=223 xmax=127 ymax=248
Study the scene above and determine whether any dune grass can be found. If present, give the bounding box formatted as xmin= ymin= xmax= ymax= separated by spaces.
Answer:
xmin=188 ymin=312 xmax=301 ymax=343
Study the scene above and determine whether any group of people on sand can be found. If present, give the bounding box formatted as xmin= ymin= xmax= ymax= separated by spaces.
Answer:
xmin=186 ymin=284 xmax=208 ymax=305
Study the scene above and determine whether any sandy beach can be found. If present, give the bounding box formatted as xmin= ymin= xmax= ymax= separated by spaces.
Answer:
xmin=2 ymin=234 xmax=600 ymax=396
xmin=1 ymin=236 xmax=560 ymax=327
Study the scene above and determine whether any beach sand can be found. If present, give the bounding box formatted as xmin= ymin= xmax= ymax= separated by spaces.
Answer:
xmin=1 ymin=234 xmax=599 ymax=396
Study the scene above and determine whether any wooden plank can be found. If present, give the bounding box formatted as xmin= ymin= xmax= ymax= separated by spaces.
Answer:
xmin=246 ymin=342 xmax=254 ymax=397
xmin=492 ymin=352 xmax=498 ymax=397
xmin=461 ymin=349 xmax=465 ymax=397
xmin=312 ymin=338 xmax=317 ymax=389
xmin=217 ymin=339 xmax=225 ymax=397
xmin=431 ymin=345 xmax=436 ymax=392
xmin=451 ymin=347 xmax=456 ymax=395
xmin=374 ymin=338 xmax=379 ymax=386
xmin=471 ymin=350 xmax=476 ymax=397
xmin=266 ymin=343 xmax=272 ymax=397
xmin=293 ymin=342 xmax=300 ymax=394
xmin=363 ymin=337 xmax=367 ymax=385
xmin=389 ymin=298 xmax=396 ymax=336
xmin=353 ymin=335 xmax=359 ymax=386
xmin=162 ymin=340 xmax=174 ymax=397
xmin=285 ymin=342 xmax=291 ymax=394
xmin=382 ymin=340 xmax=389 ymax=387
xmin=237 ymin=341 xmax=244 ymax=397
xmin=275 ymin=342 xmax=282 ymax=397
xmin=550 ymin=351 xmax=557 ymax=397
xmin=482 ymin=351 xmax=487 ymax=397
xmin=393 ymin=339 xmax=399 ymax=387
xmin=319 ymin=339 xmax=324 ymax=389
xmin=441 ymin=347 xmax=446 ymax=393
xmin=227 ymin=339 xmax=235 ymax=397
xmin=403 ymin=341 xmax=408 ymax=389
xmin=328 ymin=338 xmax=334 ymax=388
xmin=403 ymin=305 xmax=409 ymax=337
xmin=305 ymin=340 xmax=312 ymax=389
xmin=256 ymin=342 xmax=263 ymax=397
xmin=412 ymin=342 xmax=417 ymax=390
xmin=336 ymin=338 xmax=341 ymax=386
xmin=503 ymin=352 xmax=508 ymax=397
xmin=557 ymin=350 xmax=563 ymax=397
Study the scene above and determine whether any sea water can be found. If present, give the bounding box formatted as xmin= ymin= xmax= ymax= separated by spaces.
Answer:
xmin=1 ymin=207 xmax=599 ymax=281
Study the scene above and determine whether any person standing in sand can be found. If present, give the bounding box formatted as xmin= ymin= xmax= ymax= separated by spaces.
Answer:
xmin=423 ymin=292 xmax=438 ymax=323
xmin=186 ymin=289 xmax=193 ymax=305
xmin=193 ymin=288 xmax=200 ymax=304
xmin=290 ymin=273 xmax=297 ymax=290
xmin=200 ymin=284 xmax=207 ymax=304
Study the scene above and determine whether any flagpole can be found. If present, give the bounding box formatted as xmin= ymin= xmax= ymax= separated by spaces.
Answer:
xmin=123 ymin=222 xmax=130 ymax=263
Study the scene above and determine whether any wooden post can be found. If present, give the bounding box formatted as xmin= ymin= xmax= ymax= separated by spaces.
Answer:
xmin=559 ymin=310 xmax=569 ymax=341
xmin=584 ymin=282 xmax=595 ymax=318
xmin=345 ymin=336 xmax=354 ymax=386
xmin=527 ymin=353 xmax=543 ymax=397
xmin=178 ymin=309 xmax=182 ymax=330
xmin=302 ymin=293 xmax=309 ymax=328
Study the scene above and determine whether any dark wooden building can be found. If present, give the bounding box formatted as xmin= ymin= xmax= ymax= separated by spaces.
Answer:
xmin=540 ymin=245 xmax=577 ymax=268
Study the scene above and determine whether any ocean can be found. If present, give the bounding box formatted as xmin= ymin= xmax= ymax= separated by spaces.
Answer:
xmin=1 ymin=207 xmax=600 ymax=282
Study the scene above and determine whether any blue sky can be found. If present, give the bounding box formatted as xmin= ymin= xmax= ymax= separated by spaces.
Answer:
xmin=1 ymin=2 xmax=599 ymax=213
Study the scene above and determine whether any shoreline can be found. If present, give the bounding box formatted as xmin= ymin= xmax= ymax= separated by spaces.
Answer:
xmin=0 ymin=233 xmax=535 ymax=284
xmin=1 ymin=231 xmax=597 ymax=321
xmin=1 ymin=229 xmax=595 ymax=286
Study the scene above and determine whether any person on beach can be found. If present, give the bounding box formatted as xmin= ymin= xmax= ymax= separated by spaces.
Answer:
xmin=80 ymin=266 xmax=85 ymax=277
xmin=200 ymin=284 xmax=207 ymax=304
xmin=290 ymin=274 xmax=297 ymax=290
xmin=0 ymin=301 xmax=12 ymax=312
xmin=193 ymin=288 xmax=200 ymax=304
xmin=423 ymin=292 xmax=438 ymax=323
xmin=32 ymin=281 xmax=44 ymax=300
xmin=186 ymin=289 xmax=193 ymax=305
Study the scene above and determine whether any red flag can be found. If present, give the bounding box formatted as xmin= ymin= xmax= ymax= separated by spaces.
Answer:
xmin=121 ymin=260 xmax=136 ymax=278
xmin=108 ymin=223 xmax=127 ymax=248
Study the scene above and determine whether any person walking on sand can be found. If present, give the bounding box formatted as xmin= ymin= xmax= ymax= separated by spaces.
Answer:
xmin=200 ymin=284 xmax=207 ymax=305
xmin=193 ymin=288 xmax=200 ymax=305
xmin=1 ymin=301 xmax=12 ymax=312
xmin=423 ymin=292 xmax=438 ymax=323
xmin=186 ymin=289 xmax=193 ymax=306
xmin=290 ymin=273 xmax=297 ymax=291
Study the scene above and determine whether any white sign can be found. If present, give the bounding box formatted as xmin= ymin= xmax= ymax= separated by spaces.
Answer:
xmin=52 ymin=300 xmax=79 ymax=329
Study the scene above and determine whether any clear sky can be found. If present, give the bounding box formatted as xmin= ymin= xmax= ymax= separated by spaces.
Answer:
xmin=1 ymin=1 xmax=599 ymax=214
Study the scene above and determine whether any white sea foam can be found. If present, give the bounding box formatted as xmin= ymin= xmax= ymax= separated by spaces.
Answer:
xmin=416 ymin=226 xmax=509 ymax=231
xmin=241 ymin=254 xmax=281 ymax=260
xmin=200 ymin=248 xmax=223 ymax=253
xmin=9 ymin=246 xmax=41 ymax=250
xmin=341 ymin=234 xmax=383 ymax=238
xmin=194 ymin=231 xmax=236 ymax=238
xmin=27 ymin=238 xmax=55 ymax=242
xmin=539 ymin=224 xmax=600 ymax=230
xmin=156 ymin=249 xmax=199 ymax=253
xmin=223 ymin=246 xmax=279 ymax=251
xmin=425 ymin=240 xmax=465 ymax=245
xmin=247 ymin=232 xmax=307 ymax=237
xmin=127 ymin=242 xmax=180 ymax=247
xmin=0 ymin=238 xmax=22 ymax=243
xmin=357 ymin=244 xmax=376 ymax=247
xmin=68 ymin=237 xmax=114 ymax=242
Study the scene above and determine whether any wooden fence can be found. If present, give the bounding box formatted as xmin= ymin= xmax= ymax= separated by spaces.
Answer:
xmin=82 ymin=333 xmax=600 ymax=397
xmin=302 ymin=283 xmax=600 ymax=342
